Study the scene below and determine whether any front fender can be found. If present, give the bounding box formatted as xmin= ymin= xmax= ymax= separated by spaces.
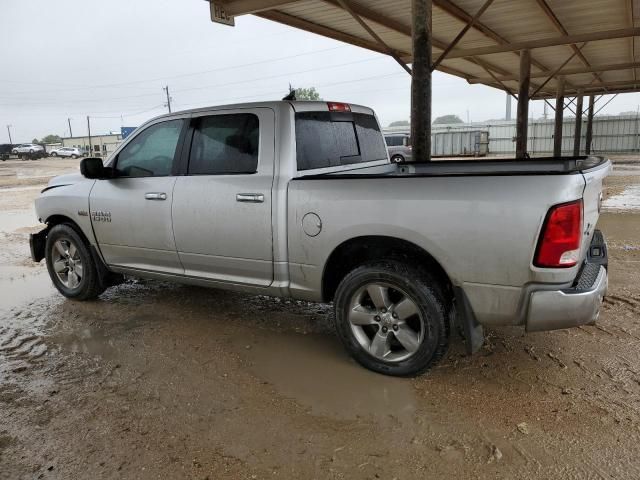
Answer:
xmin=35 ymin=179 xmax=97 ymax=246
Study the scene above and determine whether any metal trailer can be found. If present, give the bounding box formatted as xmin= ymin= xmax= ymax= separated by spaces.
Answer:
xmin=382 ymin=128 xmax=490 ymax=157
xmin=432 ymin=130 xmax=489 ymax=157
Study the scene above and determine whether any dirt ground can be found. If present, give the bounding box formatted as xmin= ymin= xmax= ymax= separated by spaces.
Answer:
xmin=1 ymin=156 xmax=640 ymax=479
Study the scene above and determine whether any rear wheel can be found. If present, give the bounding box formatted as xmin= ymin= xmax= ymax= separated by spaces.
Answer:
xmin=45 ymin=224 xmax=105 ymax=300
xmin=391 ymin=155 xmax=404 ymax=163
xmin=51 ymin=152 xmax=58 ymax=157
xmin=334 ymin=260 xmax=448 ymax=376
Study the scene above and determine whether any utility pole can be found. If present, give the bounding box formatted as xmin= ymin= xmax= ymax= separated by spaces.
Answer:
xmin=87 ymin=116 xmax=92 ymax=156
xmin=6 ymin=125 xmax=12 ymax=144
xmin=163 ymin=85 xmax=172 ymax=113
xmin=67 ymin=118 xmax=73 ymax=137
xmin=505 ymin=92 xmax=511 ymax=121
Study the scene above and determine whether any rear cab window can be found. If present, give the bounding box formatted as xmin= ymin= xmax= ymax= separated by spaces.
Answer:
xmin=295 ymin=108 xmax=388 ymax=171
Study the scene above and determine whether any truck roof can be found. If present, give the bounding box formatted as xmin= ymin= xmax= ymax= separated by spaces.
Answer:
xmin=146 ymin=100 xmax=376 ymax=123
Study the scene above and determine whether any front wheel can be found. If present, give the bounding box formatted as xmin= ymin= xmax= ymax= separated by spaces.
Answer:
xmin=71 ymin=154 xmax=78 ymax=159
xmin=45 ymin=224 xmax=105 ymax=300
xmin=51 ymin=152 xmax=58 ymax=157
xmin=391 ymin=155 xmax=404 ymax=163
xmin=334 ymin=260 xmax=448 ymax=376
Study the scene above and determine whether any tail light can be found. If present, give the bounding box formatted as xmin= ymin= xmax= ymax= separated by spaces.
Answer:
xmin=534 ymin=200 xmax=583 ymax=268
xmin=327 ymin=102 xmax=351 ymax=112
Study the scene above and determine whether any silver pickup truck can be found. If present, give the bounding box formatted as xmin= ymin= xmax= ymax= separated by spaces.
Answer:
xmin=30 ymin=100 xmax=610 ymax=376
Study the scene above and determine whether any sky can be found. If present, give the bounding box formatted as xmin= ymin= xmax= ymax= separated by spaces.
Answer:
xmin=1 ymin=0 xmax=639 ymax=143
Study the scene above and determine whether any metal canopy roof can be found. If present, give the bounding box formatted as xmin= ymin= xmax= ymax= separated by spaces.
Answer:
xmin=215 ymin=0 xmax=640 ymax=99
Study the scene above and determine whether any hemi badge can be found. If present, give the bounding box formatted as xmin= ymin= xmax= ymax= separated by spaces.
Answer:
xmin=78 ymin=210 xmax=89 ymax=217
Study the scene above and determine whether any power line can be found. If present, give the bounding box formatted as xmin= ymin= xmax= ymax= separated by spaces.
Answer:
xmin=2 ymin=46 xmax=348 ymax=97
xmin=0 ymin=55 xmax=389 ymax=106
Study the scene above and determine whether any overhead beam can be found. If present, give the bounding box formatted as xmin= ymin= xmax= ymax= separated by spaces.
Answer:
xmin=431 ymin=0 xmax=494 ymax=71
xmin=530 ymin=43 xmax=586 ymax=98
xmin=467 ymin=61 xmax=640 ymax=84
xmin=222 ymin=0 xmax=299 ymax=16
xmin=256 ymin=10 xmax=411 ymax=59
xmin=447 ymin=28 xmax=640 ymax=59
xmin=534 ymin=0 xmax=607 ymax=89
xmin=322 ymin=0 xmax=512 ymax=79
xmin=470 ymin=57 xmax=517 ymax=100
xmin=335 ymin=0 xmax=411 ymax=74
xmin=433 ymin=0 xmax=562 ymax=85
xmin=534 ymin=85 xmax=640 ymax=99
xmin=325 ymin=0 xmax=551 ymax=91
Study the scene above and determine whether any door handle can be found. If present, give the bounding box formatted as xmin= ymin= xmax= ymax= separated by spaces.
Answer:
xmin=145 ymin=192 xmax=167 ymax=200
xmin=236 ymin=193 xmax=264 ymax=203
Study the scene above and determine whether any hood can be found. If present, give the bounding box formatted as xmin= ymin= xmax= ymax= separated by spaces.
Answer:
xmin=42 ymin=173 xmax=89 ymax=192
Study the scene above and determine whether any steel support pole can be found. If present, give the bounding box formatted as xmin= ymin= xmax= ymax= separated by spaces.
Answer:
xmin=585 ymin=94 xmax=595 ymax=154
xmin=553 ymin=76 xmax=565 ymax=157
xmin=516 ymin=49 xmax=531 ymax=159
xmin=573 ymin=91 xmax=584 ymax=156
xmin=411 ymin=0 xmax=432 ymax=162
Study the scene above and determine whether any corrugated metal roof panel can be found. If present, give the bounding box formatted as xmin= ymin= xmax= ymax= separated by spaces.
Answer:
xmin=223 ymin=0 xmax=640 ymax=98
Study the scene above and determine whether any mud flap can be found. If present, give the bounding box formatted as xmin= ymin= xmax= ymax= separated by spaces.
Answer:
xmin=453 ymin=286 xmax=484 ymax=355
xmin=29 ymin=228 xmax=47 ymax=262
xmin=90 ymin=246 xmax=124 ymax=289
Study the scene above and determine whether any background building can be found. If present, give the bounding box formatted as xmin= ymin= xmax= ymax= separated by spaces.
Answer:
xmin=62 ymin=133 xmax=122 ymax=158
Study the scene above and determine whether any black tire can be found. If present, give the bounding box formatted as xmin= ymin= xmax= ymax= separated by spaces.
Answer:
xmin=391 ymin=155 xmax=404 ymax=163
xmin=51 ymin=152 xmax=58 ymax=157
xmin=72 ymin=154 xmax=78 ymax=159
xmin=334 ymin=260 xmax=448 ymax=376
xmin=45 ymin=224 xmax=105 ymax=300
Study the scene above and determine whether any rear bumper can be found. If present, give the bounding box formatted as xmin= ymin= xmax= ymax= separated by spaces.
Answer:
xmin=526 ymin=231 xmax=608 ymax=332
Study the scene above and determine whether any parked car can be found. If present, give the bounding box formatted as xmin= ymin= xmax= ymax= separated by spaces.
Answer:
xmin=384 ymin=134 xmax=412 ymax=162
xmin=0 ymin=144 xmax=14 ymax=161
xmin=12 ymin=143 xmax=44 ymax=155
xmin=50 ymin=147 xmax=82 ymax=158
xmin=29 ymin=101 xmax=610 ymax=376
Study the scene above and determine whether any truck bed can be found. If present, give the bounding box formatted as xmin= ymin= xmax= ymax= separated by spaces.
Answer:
xmin=300 ymin=155 xmax=610 ymax=178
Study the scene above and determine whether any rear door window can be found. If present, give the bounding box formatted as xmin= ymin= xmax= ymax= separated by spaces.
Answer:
xmin=295 ymin=111 xmax=387 ymax=171
xmin=188 ymin=113 xmax=259 ymax=175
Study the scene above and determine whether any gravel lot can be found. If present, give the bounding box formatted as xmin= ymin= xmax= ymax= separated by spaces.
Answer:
xmin=1 ymin=156 xmax=640 ymax=479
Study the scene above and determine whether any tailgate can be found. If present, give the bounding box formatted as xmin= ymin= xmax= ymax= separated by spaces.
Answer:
xmin=580 ymin=159 xmax=612 ymax=260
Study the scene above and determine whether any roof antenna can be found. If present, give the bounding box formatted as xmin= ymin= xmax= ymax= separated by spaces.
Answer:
xmin=282 ymin=84 xmax=296 ymax=101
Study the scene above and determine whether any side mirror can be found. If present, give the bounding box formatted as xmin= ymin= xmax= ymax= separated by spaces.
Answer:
xmin=80 ymin=157 xmax=108 ymax=179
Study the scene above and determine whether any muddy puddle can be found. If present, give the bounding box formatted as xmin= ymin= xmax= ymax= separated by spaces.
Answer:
xmin=0 ymin=269 xmax=55 ymax=314
xmin=234 ymin=329 xmax=418 ymax=422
